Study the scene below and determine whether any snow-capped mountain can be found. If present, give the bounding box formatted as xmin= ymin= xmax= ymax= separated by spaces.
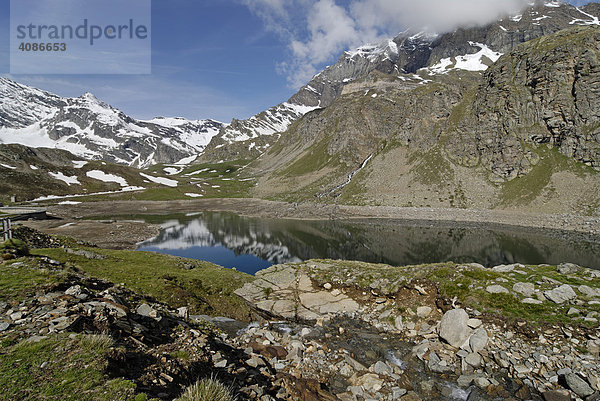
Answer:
xmin=201 ymin=1 xmax=600 ymax=162
xmin=2 ymin=1 xmax=598 ymax=168
xmin=0 ymin=78 xmax=224 ymax=168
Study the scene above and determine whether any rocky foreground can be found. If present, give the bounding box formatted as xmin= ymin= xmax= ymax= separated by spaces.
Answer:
xmin=235 ymin=261 xmax=600 ymax=401
xmin=1 ymin=230 xmax=600 ymax=400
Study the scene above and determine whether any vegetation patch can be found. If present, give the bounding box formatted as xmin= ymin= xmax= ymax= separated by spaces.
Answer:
xmin=499 ymin=146 xmax=594 ymax=206
xmin=0 ymin=334 xmax=136 ymax=401
xmin=30 ymin=247 xmax=254 ymax=321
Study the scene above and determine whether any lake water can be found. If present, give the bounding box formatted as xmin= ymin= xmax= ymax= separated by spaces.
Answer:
xmin=137 ymin=211 xmax=600 ymax=275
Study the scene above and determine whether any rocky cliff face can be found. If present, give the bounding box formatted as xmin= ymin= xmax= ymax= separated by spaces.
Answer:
xmin=447 ymin=26 xmax=600 ymax=181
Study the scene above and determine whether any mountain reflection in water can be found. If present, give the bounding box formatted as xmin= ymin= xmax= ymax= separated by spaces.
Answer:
xmin=137 ymin=212 xmax=600 ymax=275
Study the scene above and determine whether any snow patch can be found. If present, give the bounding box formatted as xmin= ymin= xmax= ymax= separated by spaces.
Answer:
xmin=185 ymin=193 xmax=204 ymax=198
xmin=72 ymin=161 xmax=89 ymax=169
xmin=58 ymin=201 xmax=81 ymax=205
xmin=29 ymin=165 xmax=38 ymax=170
xmin=427 ymin=43 xmax=502 ymax=74
xmin=49 ymin=172 xmax=80 ymax=186
xmin=139 ymin=172 xmax=178 ymax=187
xmin=0 ymin=163 xmax=16 ymax=170
xmin=86 ymin=170 xmax=129 ymax=187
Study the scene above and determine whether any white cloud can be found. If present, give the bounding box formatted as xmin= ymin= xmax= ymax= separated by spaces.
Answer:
xmin=244 ymin=0 xmax=531 ymax=88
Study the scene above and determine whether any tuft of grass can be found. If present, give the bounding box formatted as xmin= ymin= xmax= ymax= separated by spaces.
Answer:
xmin=176 ymin=377 xmax=237 ymax=401
xmin=79 ymin=334 xmax=114 ymax=353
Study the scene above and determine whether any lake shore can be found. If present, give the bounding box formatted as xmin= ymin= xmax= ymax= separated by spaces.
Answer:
xmin=21 ymin=198 xmax=600 ymax=251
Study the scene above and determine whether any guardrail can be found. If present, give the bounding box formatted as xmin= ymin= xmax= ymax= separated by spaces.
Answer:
xmin=1 ymin=218 xmax=12 ymax=241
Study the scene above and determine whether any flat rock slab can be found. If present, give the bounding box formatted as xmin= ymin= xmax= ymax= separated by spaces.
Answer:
xmin=544 ymin=284 xmax=577 ymax=304
xmin=234 ymin=264 xmax=360 ymax=321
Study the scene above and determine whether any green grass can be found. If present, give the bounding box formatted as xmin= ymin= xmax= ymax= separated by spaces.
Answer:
xmin=409 ymin=146 xmax=455 ymax=186
xmin=0 ymin=259 xmax=67 ymax=303
xmin=499 ymin=146 xmax=594 ymax=206
xmin=176 ymin=377 xmax=237 ymax=401
xmin=277 ymin=136 xmax=340 ymax=178
xmin=30 ymin=247 xmax=254 ymax=321
xmin=0 ymin=334 xmax=137 ymax=401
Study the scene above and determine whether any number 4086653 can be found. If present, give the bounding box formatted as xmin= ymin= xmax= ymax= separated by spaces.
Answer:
xmin=18 ymin=43 xmax=67 ymax=51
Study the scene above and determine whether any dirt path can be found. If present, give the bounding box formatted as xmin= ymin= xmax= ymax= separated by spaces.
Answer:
xmin=22 ymin=198 xmax=600 ymax=249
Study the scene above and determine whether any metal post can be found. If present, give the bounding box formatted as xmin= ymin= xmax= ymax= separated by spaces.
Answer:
xmin=1 ymin=218 xmax=11 ymax=241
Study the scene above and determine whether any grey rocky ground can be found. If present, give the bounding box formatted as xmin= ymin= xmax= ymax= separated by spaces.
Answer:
xmin=235 ymin=261 xmax=600 ymax=401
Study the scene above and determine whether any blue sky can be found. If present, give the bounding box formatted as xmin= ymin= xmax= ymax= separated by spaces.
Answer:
xmin=0 ymin=0 xmax=594 ymax=123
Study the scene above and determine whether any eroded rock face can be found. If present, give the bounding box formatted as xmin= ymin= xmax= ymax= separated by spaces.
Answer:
xmin=448 ymin=26 xmax=600 ymax=181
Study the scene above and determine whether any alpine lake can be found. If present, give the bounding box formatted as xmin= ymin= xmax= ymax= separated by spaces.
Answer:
xmin=135 ymin=211 xmax=600 ymax=275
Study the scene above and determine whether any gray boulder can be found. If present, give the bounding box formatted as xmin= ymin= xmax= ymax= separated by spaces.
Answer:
xmin=469 ymin=328 xmax=489 ymax=353
xmin=486 ymin=285 xmax=509 ymax=294
xmin=544 ymin=284 xmax=577 ymax=304
xmin=513 ymin=282 xmax=535 ymax=297
xmin=439 ymin=308 xmax=472 ymax=348
xmin=564 ymin=373 xmax=594 ymax=397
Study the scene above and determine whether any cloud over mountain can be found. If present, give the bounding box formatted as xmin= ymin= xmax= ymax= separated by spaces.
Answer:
xmin=243 ymin=0 xmax=533 ymax=87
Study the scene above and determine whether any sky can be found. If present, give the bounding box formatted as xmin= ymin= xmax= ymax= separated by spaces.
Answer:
xmin=0 ymin=0 xmax=594 ymax=123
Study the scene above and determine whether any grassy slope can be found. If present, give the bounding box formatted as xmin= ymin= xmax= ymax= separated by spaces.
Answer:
xmin=30 ymin=247 xmax=254 ymax=321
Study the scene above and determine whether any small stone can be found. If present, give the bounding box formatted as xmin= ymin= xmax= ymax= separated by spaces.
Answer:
xmin=394 ymin=316 xmax=404 ymax=330
xmin=300 ymin=328 xmax=312 ymax=337
xmin=469 ymin=328 xmax=489 ymax=353
xmin=214 ymin=359 xmax=227 ymax=368
xmin=567 ymin=308 xmax=580 ymax=316
xmin=372 ymin=361 xmax=392 ymax=375
xmin=522 ymin=298 xmax=543 ymax=305
xmin=323 ymin=283 xmax=332 ymax=290
xmin=354 ymin=373 xmax=383 ymax=393
xmin=467 ymin=318 xmax=482 ymax=329
xmin=416 ymin=306 xmax=432 ymax=318
xmin=492 ymin=264 xmax=515 ymax=272
xmin=439 ymin=309 xmax=471 ymax=348
xmin=557 ymin=263 xmax=579 ymax=275
xmin=579 ymin=285 xmax=600 ymax=297
xmin=136 ymin=303 xmax=154 ymax=317
xmin=473 ymin=377 xmax=490 ymax=388
xmin=65 ymin=285 xmax=82 ymax=296
xmin=9 ymin=312 xmax=23 ymax=321
xmin=177 ymin=307 xmax=189 ymax=319
xmin=465 ymin=352 xmax=482 ymax=368
xmin=0 ymin=322 xmax=9 ymax=332
xmin=513 ymin=282 xmax=535 ymax=297
xmin=542 ymin=389 xmax=571 ymax=401
xmin=486 ymin=285 xmax=509 ymax=294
